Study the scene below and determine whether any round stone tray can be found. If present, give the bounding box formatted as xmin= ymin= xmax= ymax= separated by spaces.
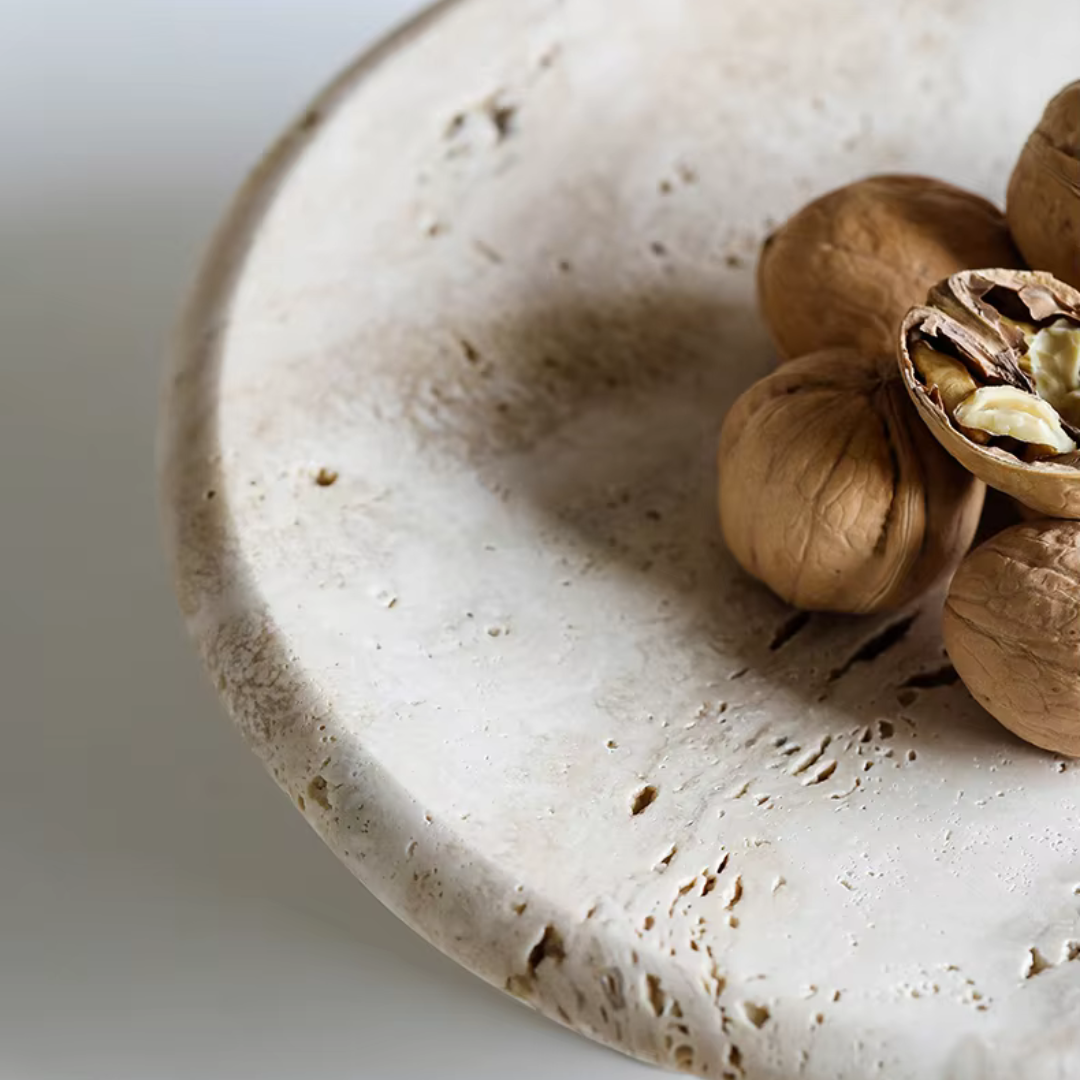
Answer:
xmin=160 ymin=1 xmax=1080 ymax=1075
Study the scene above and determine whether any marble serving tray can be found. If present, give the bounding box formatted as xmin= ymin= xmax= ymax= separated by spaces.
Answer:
xmin=160 ymin=1 xmax=1080 ymax=1075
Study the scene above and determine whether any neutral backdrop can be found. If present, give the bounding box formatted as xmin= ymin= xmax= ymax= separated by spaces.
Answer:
xmin=0 ymin=3 xmax=645 ymax=1077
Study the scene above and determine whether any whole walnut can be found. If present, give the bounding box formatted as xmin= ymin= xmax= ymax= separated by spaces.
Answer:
xmin=758 ymin=175 xmax=1022 ymax=361
xmin=718 ymin=348 xmax=985 ymax=613
xmin=944 ymin=519 xmax=1080 ymax=756
xmin=1007 ymin=80 xmax=1080 ymax=290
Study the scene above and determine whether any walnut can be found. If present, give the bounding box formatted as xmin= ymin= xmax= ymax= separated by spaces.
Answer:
xmin=898 ymin=268 xmax=1080 ymax=517
xmin=944 ymin=519 xmax=1080 ymax=757
xmin=757 ymin=175 xmax=1022 ymax=361
xmin=718 ymin=348 xmax=984 ymax=613
xmin=1007 ymin=80 xmax=1080 ymax=290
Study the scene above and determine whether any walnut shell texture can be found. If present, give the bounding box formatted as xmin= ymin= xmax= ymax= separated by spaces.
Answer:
xmin=898 ymin=268 xmax=1080 ymax=517
xmin=757 ymin=174 xmax=1022 ymax=361
xmin=718 ymin=348 xmax=985 ymax=613
xmin=1007 ymin=80 xmax=1080 ymax=289
xmin=944 ymin=519 xmax=1080 ymax=756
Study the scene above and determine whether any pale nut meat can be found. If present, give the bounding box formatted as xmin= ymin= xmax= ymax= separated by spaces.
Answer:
xmin=944 ymin=519 xmax=1080 ymax=757
xmin=718 ymin=348 xmax=985 ymax=614
xmin=953 ymin=386 xmax=1075 ymax=453
xmin=757 ymin=174 xmax=1022 ymax=361
xmin=898 ymin=268 xmax=1080 ymax=517
xmin=1007 ymin=80 xmax=1080 ymax=289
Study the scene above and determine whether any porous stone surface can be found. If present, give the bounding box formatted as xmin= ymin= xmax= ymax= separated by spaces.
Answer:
xmin=161 ymin=1 xmax=1080 ymax=1075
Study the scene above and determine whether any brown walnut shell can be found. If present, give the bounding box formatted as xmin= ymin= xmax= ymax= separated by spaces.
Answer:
xmin=898 ymin=268 xmax=1080 ymax=517
xmin=718 ymin=348 xmax=985 ymax=614
xmin=1007 ymin=80 xmax=1080 ymax=289
xmin=757 ymin=175 xmax=1022 ymax=361
xmin=944 ymin=519 xmax=1080 ymax=757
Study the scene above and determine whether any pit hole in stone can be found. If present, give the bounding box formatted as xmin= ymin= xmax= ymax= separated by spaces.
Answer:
xmin=459 ymin=338 xmax=481 ymax=364
xmin=769 ymin=610 xmax=811 ymax=651
xmin=657 ymin=844 xmax=678 ymax=869
xmin=741 ymin=1001 xmax=771 ymax=1028
xmin=314 ymin=467 xmax=339 ymax=487
xmin=674 ymin=1045 xmax=694 ymax=1068
xmin=803 ymin=760 xmax=838 ymax=786
xmin=645 ymin=973 xmax=667 ymax=1016
xmin=527 ymin=925 xmax=565 ymax=974
xmin=632 ymin=785 xmax=659 ymax=815
xmin=601 ymin=968 xmax=626 ymax=1010
xmin=307 ymin=775 xmax=331 ymax=810
xmin=901 ymin=664 xmax=960 ymax=689
xmin=725 ymin=875 xmax=744 ymax=910
xmin=1024 ymin=947 xmax=1052 ymax=979
xmin=829 ymin=613 xmax=918 ymax=682
xmin=484 ymin=96 xmax=518 ymax=141
xmin=676 ymin=877 xmax=698 ymax=899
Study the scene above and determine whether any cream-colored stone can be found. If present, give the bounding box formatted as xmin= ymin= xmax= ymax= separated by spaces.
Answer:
xmin=160 ymin=0 xmax=1080 ymax=1076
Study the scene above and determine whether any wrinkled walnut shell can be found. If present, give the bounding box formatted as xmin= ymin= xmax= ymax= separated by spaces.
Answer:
xmin=1007 ymin=80 xmax=1080 ymax=289
xmin=758 ymin=175 xmax=1022 ymax=361
xmin=898 ymin=268 xmax=1080 ymax=517
xmin=944 ymin=519 xmax=1080 ymax=757
xmin=718 ymin=348 xmax=984 ymax=614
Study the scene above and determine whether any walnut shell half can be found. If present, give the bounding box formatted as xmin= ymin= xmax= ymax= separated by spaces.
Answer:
xmin=898 ymin=268 xmax=1080 ymax=517
xmin=758 ymin=175 xmax=1022 ymax=361
xmin=718 ymin=348 xmax=984 ymax=614
xmin=944 ymin=519 xmax=1080 ymax=757
xmin=1007 ymin=80 xmax=1080 ymax=290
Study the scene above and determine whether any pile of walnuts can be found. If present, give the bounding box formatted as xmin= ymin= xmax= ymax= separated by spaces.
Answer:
xmin=719 ymin=80 xmax=1080 ymax=756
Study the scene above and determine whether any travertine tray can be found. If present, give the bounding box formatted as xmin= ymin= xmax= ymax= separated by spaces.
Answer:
xmin=160 ymin=1 xmax=1080 ymax=1075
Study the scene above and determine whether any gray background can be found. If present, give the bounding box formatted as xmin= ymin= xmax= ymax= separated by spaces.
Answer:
xmin=0 ymin=2 xmax=643 ymax=1076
